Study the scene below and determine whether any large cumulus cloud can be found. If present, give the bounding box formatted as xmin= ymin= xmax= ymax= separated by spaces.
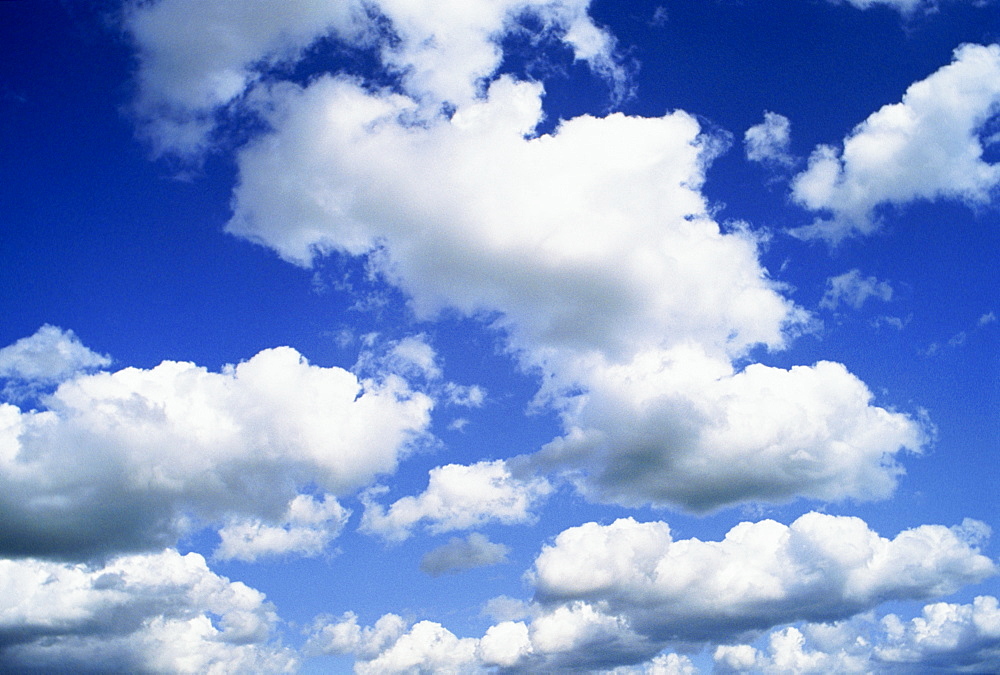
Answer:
xmin=0 ymin=328 xmax=432 ymax=559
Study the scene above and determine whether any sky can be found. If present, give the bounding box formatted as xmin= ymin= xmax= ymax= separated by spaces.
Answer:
xmin=1 ymin=0 xmax=999 ymax=673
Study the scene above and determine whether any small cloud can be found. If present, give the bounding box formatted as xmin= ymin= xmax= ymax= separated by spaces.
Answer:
xmin=820 ymin=269 xmax=893 ymax=311
xmin=948 ymin=331 xmax=967 ymax=347
xmin=649 ymin=6 xmax=669 ymax=26
xmin=447 ymin=418 xmax=470 ymax=432
xmin=978 ymin=311 xmax=996 ymax=326
xmin=420 ymin=533 xmax=510 ymax=577
xmin=744 ymin=111 xmax=794 ymax=166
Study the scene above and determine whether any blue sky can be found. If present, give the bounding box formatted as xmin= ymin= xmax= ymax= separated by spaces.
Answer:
xmin=1 ymin=0 xmax=999 ymax=672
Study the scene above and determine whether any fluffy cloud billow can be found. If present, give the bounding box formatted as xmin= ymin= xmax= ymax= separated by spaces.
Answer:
xmin=0 ymin=328 xmax=432 ymax=559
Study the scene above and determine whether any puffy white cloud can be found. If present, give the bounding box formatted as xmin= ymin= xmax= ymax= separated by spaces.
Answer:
xmin=0 ymin=338 xmax=432 ymax=559
xmin=718 ymin=595 xmax=1000 ymax=673
xmin=791 ymin=43 xmax=1000 ymax=242
xmin=0 ymin=325 xmax=110 ymax=388
xmin=534 ymin=347 xmax=926 ymax=511
xmin=529 ymin=513 xmax=996 ymax=642
xmin=214 ymin=493 xmax=350 ymax=562
xmin=420 ymin=533 xmax=510 ymax=576
xmin=877 ymin=595 xmax=1000 ymax=670
xmin=124 ymin=0 xmax=622 ymax=155
xmin=360 ymin=460 xmax=551 ymax=542
xmin=745 ymin=111 xmax=794 ymax=166
xmin=0 ymin=549 xmax=296 ymax=674
xmin=820 ymin=269 xmax=894 ymax=310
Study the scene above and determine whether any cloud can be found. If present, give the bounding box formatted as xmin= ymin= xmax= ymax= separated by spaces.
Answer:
xmin=124 ymin=0 xmax=623 ymax=156
xmin=529 ymin=513 xmax=995 ymax=643
xmin=0 ymin=335 xmax=432 ymax=560
xmin=0 ymin=325 xmax=110 ymax=399
xmin=360 ymin=460 xmax=552 ymax=542
xmin=419 ymin=533 xmax=510 ymax=576
xmin=0 ymin=549 xmax=296 ymax=674
xmin=745 ymin=111 xmax=794 ymax=166
xmin=716 ymin=594 xmax=1000 ymax=674
xmin=311 ymin=513 xmax=994 ymax=672
xmin=791 ymin=43 xmax=1000 ymax=242
xmin=820 ymin=269 xmax=894 ymax=310
xmin=533 ymin=348 xmax=926 ymax=511
xmin=214 ymin=493 xmax=350 ymax=562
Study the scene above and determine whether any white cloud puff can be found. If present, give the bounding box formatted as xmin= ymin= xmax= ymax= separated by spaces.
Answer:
xmin=0 ymin=325 xmax=110 ymax=387
xmin=530 ymin=513 xmax=995 ymax=642
xmin=420 ymin=533 xmax=510 ymax=576
xmin=0 ymin=549 xmax=296 ymax=674
xmin=534 ymin=347 xmax=926 ymax=511
xmin=360 ymin=460 xmax=551 ymax=542
xmin=214 ymin=493 xmax=350 ymax=562
xmin=791 ymin=43 xmax=1000 ymax=242
xmin=0 ymin=338 xmax=432 ymax=559
xmin=820 ymin=269 xmax=894 ymax=310
xmin=745 ymin=111 xmax=794 ymax=166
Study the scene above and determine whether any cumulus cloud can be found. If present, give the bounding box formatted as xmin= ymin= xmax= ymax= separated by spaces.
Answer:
xmin=128 ymin=0 xmax=929 ymax=517
xmin=419 ymin=533 xmax=510 ymax=576
xmin=0 ymin=325 xmax=110 ymax=399
xmin=533 ymin=348 xmax=926 ymax=511
xmin=214 ymin=493 xmax=350 ymax=562
xmin=717 ymin=594 xmax=1000 ymax=673
xmin=0 ymin=334 xmax=432 ymax=559
xmin=745 ymin=111 xmax=794 ymax=166
xmin=124 ymin=0 xmax=623 ymax=156
xmin=820 ymin=269 xmax=894 ymax=310
xmin=310 ymin=513 xmax=994 ymax=672
xmin=791 ymin=43 xmax=1000 ymax=242
xmin=0 ymin=548 xmax=296 ymax=674
xmin=529 ymin=513 xmax=995 ymax=642
xmin=360 ymin=460 xmax=551 ymax=542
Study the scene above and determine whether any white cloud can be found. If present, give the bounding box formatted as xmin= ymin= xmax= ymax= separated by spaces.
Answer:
xmin=360 ymin=460 xmax=551 ymax=542
xmin=745 ymin=111 xmax=794 ymax=166
xmin=832 ymin=0 xmax=931 ymax=13
xmin=0 ymin=549 xmax=296 ymax=674
xmin=877 ymin=595 xmax=1000 ymax=670
xmin=0 ymin=338 xmax=432 ymax=559
xmin=529 ymin=513 xmax=995 ymax=642
xmin=0 ymin=325 xmax=110 ymax=385
xmin=978 ymin=310 xmax=997 ymax=325
xmin=533 ymin=347 xmax=926 ymax=511
xmin=791 ymin=43 xmax=1000 ymax=242
xmin=718 ymin=594 xmax=1000 ymax=673
xmin=124 ymin=0 xmax=623 ymax=156
xmin=820 ymin=269 xmax=894 ymax=310
xmin=420 ymin=532 xmax=510 ymax=576
xmin=214 ymin=493 xmax=350 ymax=562
xmin=312 ymin=513 xmax=994 ymax=672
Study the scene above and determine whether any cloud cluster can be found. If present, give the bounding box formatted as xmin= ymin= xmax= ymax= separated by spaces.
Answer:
xmin=0 ymin=549 xmax=296 ymax=674
xmin=360 ymin=460 xmax=551 ymax=541
xmin=124 ymin=0 xmax=622 ymax=156
xmin=0 ymin=327 xmax=432 ymax=559
xmin=0 ymin=325 xmax=110 ymax=400
xmin=716 ymin=594 xmax=1000 ymax=673
xmin=311 ymin=513 xmax=994 ymax=672
xmin=792 ymin=43 xmax=1000 ymax=242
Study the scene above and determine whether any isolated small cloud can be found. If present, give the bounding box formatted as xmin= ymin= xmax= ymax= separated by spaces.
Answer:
xmin=360 ymin=460 xmax=551 ymax=542
xmin=820 ymin=269 xmax=894 ymax=310
xmin=745 ymin=111 xmax=794 ymax=166
xmin=214 ymin=493 xmax=350 ymax=562
xmin=0 ymin=549 xmax=296 ymax=673
xmin=979 ymin=311 xmax=997 ymax=325
xmin=419 ymin=533 xmax=510 ymax=576
xmin=791 ymin=43 xmax=1000 ymax=242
